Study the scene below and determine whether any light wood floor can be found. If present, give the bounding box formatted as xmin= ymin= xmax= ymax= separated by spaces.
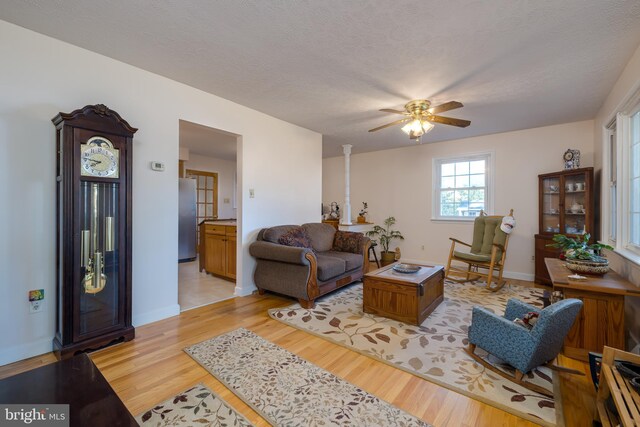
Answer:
xmin=0 ymin=281 xmax=596 ymax=426
xmin=178 ymin=258 xmax=235 ymax=311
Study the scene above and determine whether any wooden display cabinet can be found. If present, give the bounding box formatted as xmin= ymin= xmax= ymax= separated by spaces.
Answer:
xmin=199 ymin=223 xmax=236 ymax=281
xmin=535 ymin=167 xmax=594 ymax=285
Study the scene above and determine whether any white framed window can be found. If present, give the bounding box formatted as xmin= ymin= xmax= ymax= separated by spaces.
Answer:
xmin=432 ymin=152 xmax=493 ymax=221
xmin=603 ymin=89 xmax=640 ymax=263
xmin=630 ymin=109 xmax=640 ymax=252
xmin=607 ymin=121 xmax=617 ymax=242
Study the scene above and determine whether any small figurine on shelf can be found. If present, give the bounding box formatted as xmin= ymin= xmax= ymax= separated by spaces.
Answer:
xmin=357 ymin=202 xmax=368 ymax=223
xmin=329 ymin=202 xmax=340 ymax=219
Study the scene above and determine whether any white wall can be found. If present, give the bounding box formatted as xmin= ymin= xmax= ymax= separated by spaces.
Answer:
xmin=0 ymin=20 xmax=322 ymax=365
xmin=185 ymin=153 xmax=237 ymax=219
xmin=323 ymin=121 xmax=594 ymax=279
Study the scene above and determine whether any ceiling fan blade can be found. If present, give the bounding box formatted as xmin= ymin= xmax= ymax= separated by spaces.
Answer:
xmin=368 ymin=118 xmax=410 ymax=132
xmin=428 ymin=115 xmax=471 ymax=128
xmin=428 ymin=101 xmax=463 ymax=115
xmin=379 ymin=108 xmax=409 ymax=115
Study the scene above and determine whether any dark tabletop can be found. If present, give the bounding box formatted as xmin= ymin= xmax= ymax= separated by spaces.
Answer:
xmin=0 ymin=353 xmax=137 ymax=427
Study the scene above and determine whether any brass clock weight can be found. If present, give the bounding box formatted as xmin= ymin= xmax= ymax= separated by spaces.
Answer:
xmin=52 ymin=104 xmax=136 ymax=359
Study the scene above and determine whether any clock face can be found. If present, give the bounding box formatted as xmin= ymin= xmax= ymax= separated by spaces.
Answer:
xmin=81 ymin=137 xmax=119 ymax=178
xmin=564 ymin=150 xmax=574 ymax=161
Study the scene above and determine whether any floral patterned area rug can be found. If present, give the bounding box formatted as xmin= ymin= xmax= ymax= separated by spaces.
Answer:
xmin=269 ymin=280 xmax=558 ymax=427
xmin=185 ymin=328 xmax=431 ymax=427
xmin=137 ymin=383 xmax=254 ymax=426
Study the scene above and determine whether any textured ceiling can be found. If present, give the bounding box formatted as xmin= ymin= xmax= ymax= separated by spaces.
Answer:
xmin=2 ymin=1 xmax=640 ymax=157
xmin=179 ymin=120 xmax=237 ymax=162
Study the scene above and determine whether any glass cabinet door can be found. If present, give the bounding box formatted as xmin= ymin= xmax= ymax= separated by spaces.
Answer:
xmin=78 ymin=181 xmax=120 ymax=337
xmin=541 ymin=177 xmax=561 ymax=233
xmin=562 ymin=172 xmax=587 ymax=235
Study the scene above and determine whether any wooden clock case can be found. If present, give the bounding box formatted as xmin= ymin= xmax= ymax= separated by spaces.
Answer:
xmin=52 ymin=104 xmax=136 ymax=359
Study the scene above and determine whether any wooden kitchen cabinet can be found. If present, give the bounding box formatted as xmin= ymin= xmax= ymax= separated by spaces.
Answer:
xmin=199 ymin=223 xmax=236 ymax=281
xmin=225 ymin=229 xmax=236 ymax=280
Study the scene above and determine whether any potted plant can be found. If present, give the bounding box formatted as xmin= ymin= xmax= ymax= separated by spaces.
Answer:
xmin=547 ymin=233 xmax=614 ymax=275
xmin=366 ymin=216 xmax=404 ymax=266
xmin=357 ymin=202 xmax=368 ymax=223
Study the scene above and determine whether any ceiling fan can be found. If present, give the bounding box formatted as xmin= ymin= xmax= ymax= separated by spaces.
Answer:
xmin=368 ymin=99 xmax=471 ymax=141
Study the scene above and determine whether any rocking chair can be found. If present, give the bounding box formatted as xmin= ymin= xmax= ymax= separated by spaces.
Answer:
xmin=445 ymin=209 xmax=513 ymax=292
xmin=466 ymin=298 xmax=584 ymax=396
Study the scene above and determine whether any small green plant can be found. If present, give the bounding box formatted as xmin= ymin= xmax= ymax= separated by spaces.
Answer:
xmin=547 ymin=233 xmax=613 ymax=261
xmin=366 ymin=216 xmax=404 ymax=253
xmin=359 ymin=202 xmax=368 ymax=217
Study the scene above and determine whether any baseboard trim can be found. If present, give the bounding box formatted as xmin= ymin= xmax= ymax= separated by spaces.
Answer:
xmin=234 ymin=285 xmax=255 ymax=297
xmin=502 ymin=270 xmax=535 ymax=281
xmin=400 ymin=258 xmax=534 ymax=282
xmin=133 ymin=304 xmax=180 ymax=327
xmin=0 ymin=304 xmax=181 ymax=366
xmin=0 ymin=336 xmax=53 ymax=367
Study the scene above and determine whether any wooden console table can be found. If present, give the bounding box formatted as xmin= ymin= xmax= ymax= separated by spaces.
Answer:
xmin=545 ymin=258 xmax=640 ymax=361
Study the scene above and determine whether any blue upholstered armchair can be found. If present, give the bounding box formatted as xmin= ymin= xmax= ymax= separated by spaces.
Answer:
xmin=468 ymin=298 xmax=583 ymax=382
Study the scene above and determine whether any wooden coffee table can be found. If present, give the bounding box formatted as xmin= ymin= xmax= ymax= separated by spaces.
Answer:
xmin=363 ymin=262 xmax=444 ymax=325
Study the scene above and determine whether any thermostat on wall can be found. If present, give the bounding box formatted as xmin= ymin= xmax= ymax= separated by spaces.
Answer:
xmin=150 ymin=161 xmax=165 ymax=172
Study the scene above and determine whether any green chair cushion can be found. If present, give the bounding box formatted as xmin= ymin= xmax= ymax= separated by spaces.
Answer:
xmin=470 ymin=216 xmax=486 ymax=253
xmin=469 ymin=215 xmax=507 ymax=260
xmin=453 ymin=251 xmax=492 ymax=263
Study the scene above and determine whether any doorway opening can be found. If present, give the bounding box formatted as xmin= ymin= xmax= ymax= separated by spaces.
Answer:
xmin=178 ymin=120 xmax=238 ymax=311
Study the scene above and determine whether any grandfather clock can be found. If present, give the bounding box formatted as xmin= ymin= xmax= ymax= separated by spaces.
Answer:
xmin=52 ymin=104 xmax=136 ymax=359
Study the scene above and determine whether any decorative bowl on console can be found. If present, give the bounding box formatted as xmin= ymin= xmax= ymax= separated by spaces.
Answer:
xmin=565 ymin=257 xmax=610 ymax=275
xmin=547 ymin=233 xmax=614 ymax=276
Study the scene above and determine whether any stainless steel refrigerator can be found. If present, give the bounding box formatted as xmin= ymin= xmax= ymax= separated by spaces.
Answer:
xmin=178 ymin=178 xmax=197 ymax=262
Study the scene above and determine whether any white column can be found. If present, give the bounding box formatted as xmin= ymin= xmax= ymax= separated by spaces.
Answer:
xmin=342 ymin=144 xmax=352 ymax=225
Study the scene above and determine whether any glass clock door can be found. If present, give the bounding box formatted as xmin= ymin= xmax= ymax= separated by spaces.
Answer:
xmin=78 ymin=181 xmax=120 ymax=336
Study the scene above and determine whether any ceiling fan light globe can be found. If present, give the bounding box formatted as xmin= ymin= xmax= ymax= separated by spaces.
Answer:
xmin=421 ymin=121 xmax=435 ymax=133
xmin=402 ymin=119 xmax=424 ymax=135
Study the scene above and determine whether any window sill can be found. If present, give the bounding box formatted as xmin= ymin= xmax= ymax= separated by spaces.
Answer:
xmin=431 ymin=217 xmax=476 ymax=223
xmin=610 ymin=247 xmax=640 ymax=267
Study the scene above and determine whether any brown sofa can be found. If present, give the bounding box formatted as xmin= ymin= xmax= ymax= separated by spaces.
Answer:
xmin=249 ymin=223 xmax=371 ymax=308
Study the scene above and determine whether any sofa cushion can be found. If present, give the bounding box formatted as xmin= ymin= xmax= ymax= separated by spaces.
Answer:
xmin=315 ymin=254 xmax=346 ymax=281
xmin=278 ymin=227 xmax=312 ymax=248
xmin=262 ymin=225 xmax=299 ymax=244
xmin=321 ymin=251 xmax=363 ymax=271
xmin=332 ymin=231 xmax=364 ymax=253
xmin=302 ymin=223 xmax=336 ymax=252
